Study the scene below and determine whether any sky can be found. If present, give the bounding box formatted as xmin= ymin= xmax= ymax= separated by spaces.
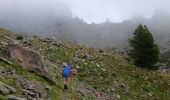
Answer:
xmin=0 ymin=0 xmax=170 ymax=23
xmin=55 ymin=0 xmax=170 ymax=23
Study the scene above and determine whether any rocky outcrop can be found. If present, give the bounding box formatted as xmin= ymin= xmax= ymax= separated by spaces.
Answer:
xmin=0 ymin=67 xmax=47 ymax=99
xmin=6 ymin=44 xmax=55 ymax=84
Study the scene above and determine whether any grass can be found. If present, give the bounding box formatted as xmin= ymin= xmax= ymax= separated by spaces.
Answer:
xmin=0 ymin=58 xmax=79 ymax=99
xmin=0 ymin=94 xmax=6 ymax=100
xmin=0 ymin=29 xmax=84 ymax=99
xmin=32 ymin=38 xmax=170 ymax=99
xmin=0 ymin=66 xmax=23 ymax=97
xmin=0 ymin=28 xmax=170 ymax=99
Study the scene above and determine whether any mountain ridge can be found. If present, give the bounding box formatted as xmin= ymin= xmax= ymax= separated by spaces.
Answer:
xmin=0 ymin=9 xmax=170 ymax=50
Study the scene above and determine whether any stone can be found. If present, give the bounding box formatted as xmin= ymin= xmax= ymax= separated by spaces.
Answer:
xmin=77 ymin=88 xmax=92 ymax=98
xmin=103 ymin=53 xmax=107 ymax=56
xmin=7 ymin=95 xmax=26 ymax=100
xmin=22 ymin=89 xmax=36 ymax=97
xmin=0 ymin=82 xmax=16 ymax=95
xmin=0 ymin=57 xmax=14 ymax=65
xmin=0 ymin=67 xmax=7 ymax=73
xmin=29 ymin=81 xmax=47 ymax=98
xmin=96 ymin=63 xmax=100 ymax=68
xmin=116 ymin=94 xmax=121 ymax=99
xmin=82 ymin=97 xmax=87 ymax=100
xmin=76 ymin=66 xmax=80 ymax=69
xmin=0 ymin=83 xmax=10 ymax=95
xmin=6 ymin=44 xmax=55 ymax=84
xmin=0 ymin=67 xmax=47 ymax=99
xmin=18 ymin=78 xmax=47 ymax=98
xmin=45 ymin=84 xmax=52 ymax=91
xmin=101 ymin=68 xmax=107 ymax=72
xmin=148 ymin=92 xmax=153 ymax=97
xmin=111 ymin=88 xmax=116 ymax=91
xmin=113 ymin=81 xmax=119 ymax=87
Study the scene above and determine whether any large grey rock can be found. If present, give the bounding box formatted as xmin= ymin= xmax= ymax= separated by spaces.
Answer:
xmin=6 ymin=44 xmax=55 ymax=84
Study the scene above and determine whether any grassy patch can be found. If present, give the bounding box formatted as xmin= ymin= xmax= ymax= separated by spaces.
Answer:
xmin=0 ymin=94 xmax=6 ymax=100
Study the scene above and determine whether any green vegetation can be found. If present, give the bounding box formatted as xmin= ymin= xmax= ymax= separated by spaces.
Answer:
xmin=0 ymin=94 xmax=5 ymax=100
xmin=129 ymin=24 xmax=159 ymax=69
xmin=0 ymin=28 xmax=170 ymax=99
xmin=16 ymin=35 xmax=23 ymax=40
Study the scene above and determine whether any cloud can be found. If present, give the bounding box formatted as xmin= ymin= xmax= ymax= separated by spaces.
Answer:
xmin=0 ymin=0 xmax=170 ymax=23
xmin=56 ymin=0 xmax=170 ymax=23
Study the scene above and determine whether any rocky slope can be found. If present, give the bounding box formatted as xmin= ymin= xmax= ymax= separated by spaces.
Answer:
xmin=160 ymin=50 xmax=170 ymax=73
xmin=0 ymin=28 xmax=170 ymax=100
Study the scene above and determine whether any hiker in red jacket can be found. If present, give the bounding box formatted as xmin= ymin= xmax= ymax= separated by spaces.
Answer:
xmin=60 ymin=62 xmax=73 ymax=89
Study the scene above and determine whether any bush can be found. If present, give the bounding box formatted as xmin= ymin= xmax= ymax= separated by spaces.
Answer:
xmin=16 ymin=35 xmax=23 ymax=40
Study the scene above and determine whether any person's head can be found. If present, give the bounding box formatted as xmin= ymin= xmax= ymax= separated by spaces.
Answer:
xmin=62 ymin=62 xmax=67 ymax=67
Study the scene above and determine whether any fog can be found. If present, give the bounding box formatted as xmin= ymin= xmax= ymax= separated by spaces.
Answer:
xmin=1 ymin=0 xmax=170 ymax=23
xmin=60 ymin=0 xmax=170 ymax=23
xmin=0 ymin=0 xmax=170 ymax=50
xmin=0 ymin=0 xmax=72 ymax=33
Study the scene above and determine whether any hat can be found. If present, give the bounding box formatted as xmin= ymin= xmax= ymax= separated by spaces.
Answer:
xmin=62 ymin=62 xmax=67 ymax=66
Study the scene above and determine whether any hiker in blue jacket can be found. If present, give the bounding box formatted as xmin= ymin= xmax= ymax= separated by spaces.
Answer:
xmin=60 ymin=62 xmax=73 ymax=89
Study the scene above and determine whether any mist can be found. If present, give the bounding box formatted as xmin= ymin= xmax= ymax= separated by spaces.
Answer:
xmin=0 ymin=0 xmax=72 ymax=35
xmin=0 ymin=0 xmax=170 ymax=51
xmin=1 ymin=0 xmax=170 ymax=23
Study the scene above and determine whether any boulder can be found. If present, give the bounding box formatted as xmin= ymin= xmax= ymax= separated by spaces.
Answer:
xmin=6 ymin=44 xmax=55 ymax=84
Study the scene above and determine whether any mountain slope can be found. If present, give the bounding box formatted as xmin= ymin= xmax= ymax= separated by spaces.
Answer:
xmin=0 ymin=8 xmax=170 ymax=51
xmin=0 ymin=28 xmax=170 ymax=100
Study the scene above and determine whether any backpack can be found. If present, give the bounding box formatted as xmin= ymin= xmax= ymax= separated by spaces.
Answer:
xmin=63 ymin=66 xmax=71 ymax=77
xmin=73 ymin=68 xmax=77 ymax=75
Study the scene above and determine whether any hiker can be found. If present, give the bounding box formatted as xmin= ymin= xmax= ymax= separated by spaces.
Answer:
xmin=60 ymin=62 xmax=73 ymax=89
xmin=72 ymin=67 xmax=77 ymax=76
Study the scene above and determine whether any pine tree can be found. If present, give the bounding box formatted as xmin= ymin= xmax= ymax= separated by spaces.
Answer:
xmin=129 ymin=24 xmax=159 ymax=69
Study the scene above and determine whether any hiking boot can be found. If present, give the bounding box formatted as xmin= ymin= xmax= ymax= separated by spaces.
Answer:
xmin=64 ymin=84 xmax=68 ymax=89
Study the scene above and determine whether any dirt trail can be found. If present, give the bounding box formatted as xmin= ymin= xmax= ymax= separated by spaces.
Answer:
xmin=62 ymin=89 xmax=69 ymax=100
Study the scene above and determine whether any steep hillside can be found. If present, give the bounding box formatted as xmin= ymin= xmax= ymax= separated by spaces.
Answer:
xmin=0 ymin=28 xmax=170 ymax=100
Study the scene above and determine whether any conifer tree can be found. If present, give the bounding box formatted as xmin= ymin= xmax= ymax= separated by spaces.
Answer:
xmin=129 ymin=24 xmax=159 ymax=69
